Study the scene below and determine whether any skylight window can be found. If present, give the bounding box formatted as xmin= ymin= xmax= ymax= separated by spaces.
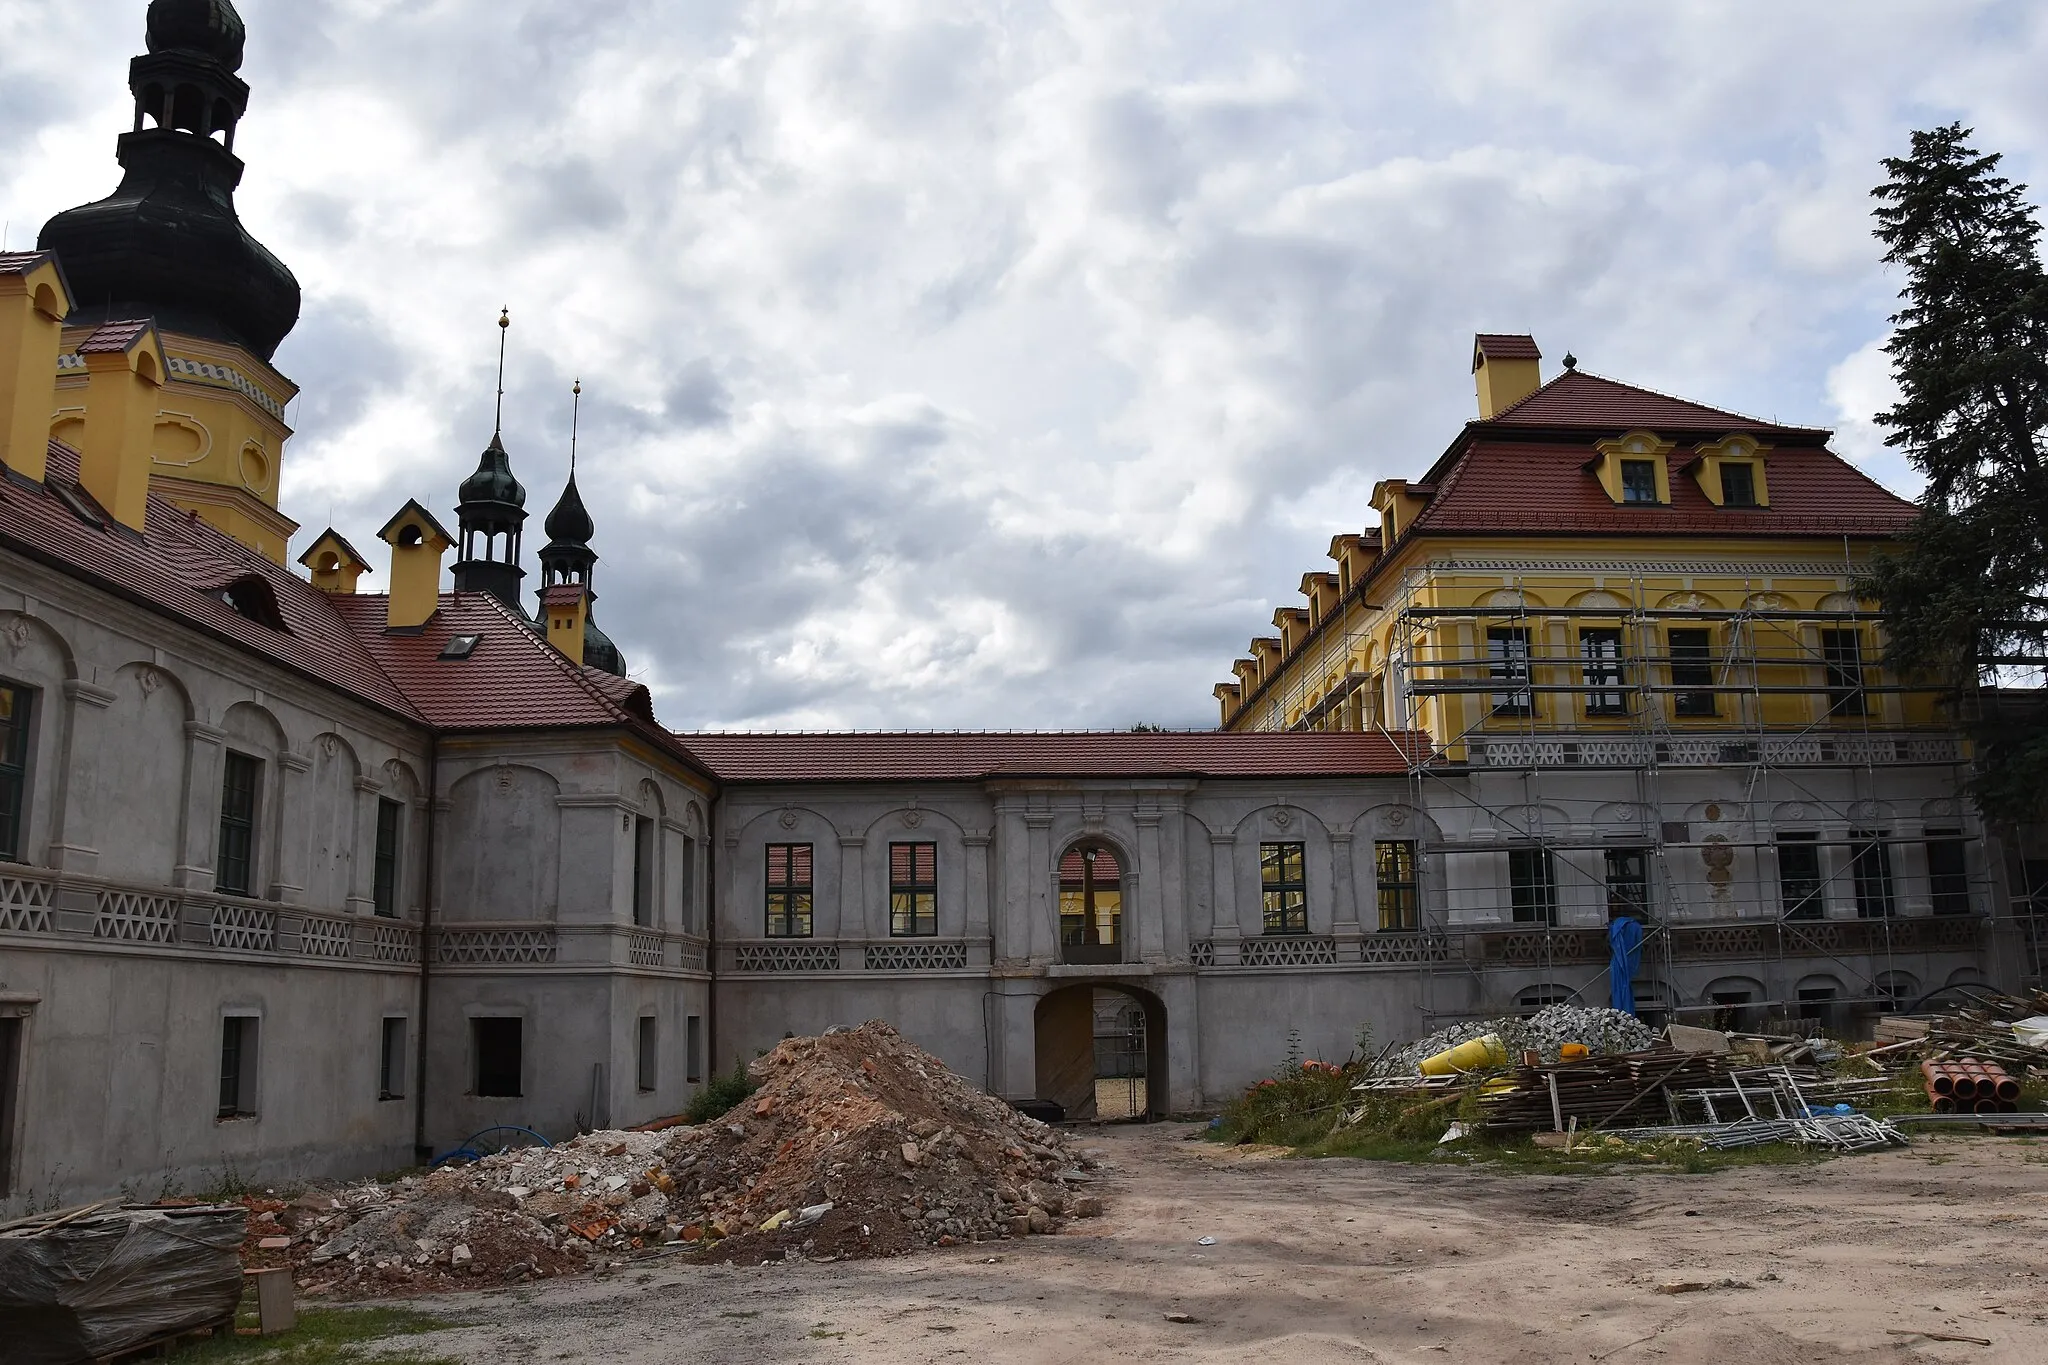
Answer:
xmin=439 ymin=633 xmax=481 ymax=660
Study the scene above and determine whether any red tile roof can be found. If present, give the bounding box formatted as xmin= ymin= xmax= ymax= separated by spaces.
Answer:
xmin=1484 ymin=369 xmax=1813 ymax=434
xmin=77 ymin=318 xmax=155 ymax=353
xmin=1410 ymin=437 xmax=1915 ymax=539
xmin=677 ymin=730 xmax=1430 ymax=782
xmin=1473 ymin=333 xmax=1542 ymax=362
xmin=0 ymin=441 xmax=425 ymax=720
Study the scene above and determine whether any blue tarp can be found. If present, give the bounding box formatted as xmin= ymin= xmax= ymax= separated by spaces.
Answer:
xmin=1609 ymin=916 xmax=1645 ymax=1015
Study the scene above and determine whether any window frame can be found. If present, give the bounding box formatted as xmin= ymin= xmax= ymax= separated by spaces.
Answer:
xmin=1603 ymin=846 xmax=1648 ymax=920
xmin=632 ymin=815 xmax=656 ymax=928
xmin=1620 ymin=458 xmax=1660 ymax=504
xmin=1819 ymin=628 xmax=1868 ymax=716
xmin=216 ymin=750 xmax=261 ymax=897
xmin=636 ymin=1014 xmax=658 ymax=1093
xmin=218 ymin=1014 xmax=258 ymax=1119
xmin=0 ymin=683 xmax=33 ymax=864
xmin=888 ymin=840 xmax=939 ymax=937
xmin=1668 ymin=628 xmax=1717 ymax=717
xmin=1578 ymin=627 xmax=1627 ymax=716
xmin=471 ymin=1016 xmax=523 ymax=1098
xmin=764 ymin=842 xmax=814 ymax=938
xmin=1508 ymin=847 xmax=1557 ymax=926
xmin=1487 ymin=626 xmax=1533 ymax=717
xmin=686 ymin=1014 xmax=703 ymax=1084
xmin=378 ymin=1016 xmax=406 ymax=1100
xmin=1720 ymin=461 xmax=1758 ymax=506
xmin=1374 ymin=839 xmax=1418 ymax=931
xmin=1260 ymin=841 xmax=1308 ymax=934
xmin=1926 ymin=829 xmax=1970 ymax=916
xmin=1850 ymin=829 xmax=1895 ymax=919
xmin=372 ymin=797 xmax=402 ymax=918
xmin=1777 ymin=832 xmax=1823 ymax=920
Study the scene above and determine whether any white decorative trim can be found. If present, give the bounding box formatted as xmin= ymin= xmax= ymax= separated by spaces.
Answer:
xmin=163 ymin=355 xmax=288 ymax=420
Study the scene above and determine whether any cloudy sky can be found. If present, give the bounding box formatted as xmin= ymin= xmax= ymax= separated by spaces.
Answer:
xmin=3 ymin=2 xmax=2046 ymax=730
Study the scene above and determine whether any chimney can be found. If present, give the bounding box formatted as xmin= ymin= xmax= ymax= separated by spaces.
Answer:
xmin=0 ymin=252 xmax=71 ymax=484
xmin=1472 ymin=333 xmax=1543 ymax=419
xmin=297 ymin=527 xmax=373 ymax=594
xmin=77 ymin=319 xmax=165 ymax=531
xmin=541 ymin=582 xmax=589 ymax=667
xmin=376 ymin=500 xmax=453 ymax=631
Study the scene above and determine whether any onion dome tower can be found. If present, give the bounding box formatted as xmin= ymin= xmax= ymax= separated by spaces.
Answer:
xmin=537 ymin=382 xmax=626 ymax=677
xmin=38 ymin=0 xmax=300 ymax=360
xmin=35 ymin=0 xmax=303 ymax=565
xmin=452 ymin=314 xmax=528 ymax=609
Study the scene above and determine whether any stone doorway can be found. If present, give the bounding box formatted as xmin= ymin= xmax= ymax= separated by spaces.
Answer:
xmin=1034 ymin=983 xmax=1164 ymax=1121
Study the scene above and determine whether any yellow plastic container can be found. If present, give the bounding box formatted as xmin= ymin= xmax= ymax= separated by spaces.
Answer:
xmin=1559 ymin=1042 xmax=1590 ymax=1061
xmin=1419 ymin=1033 xmax=1508 ymax=1076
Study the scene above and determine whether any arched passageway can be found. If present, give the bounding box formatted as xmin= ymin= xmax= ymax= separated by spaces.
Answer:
xmin=1034 ymin=982 xmax=1166 ymax=1122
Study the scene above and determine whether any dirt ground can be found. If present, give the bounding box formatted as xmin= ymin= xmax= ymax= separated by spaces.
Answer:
xmin=386 ymin=1122 xmax=2048 ymax=1364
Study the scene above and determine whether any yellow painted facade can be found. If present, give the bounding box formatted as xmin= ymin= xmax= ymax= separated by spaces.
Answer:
xmin=52 ymin=324 xmax=299 ymax=563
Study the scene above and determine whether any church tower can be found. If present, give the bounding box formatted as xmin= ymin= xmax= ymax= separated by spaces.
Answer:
xmin=536 ymin=382 xmax=626 ymax=677
xmin=38 ymin=0 xmax=303 ymax=563
xmin=451 ymin=310 xmax=528 ymax=610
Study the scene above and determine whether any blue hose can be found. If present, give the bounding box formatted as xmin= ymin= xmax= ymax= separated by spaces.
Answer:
xmin=429 ymin=1125 xmax=553 ymax=1166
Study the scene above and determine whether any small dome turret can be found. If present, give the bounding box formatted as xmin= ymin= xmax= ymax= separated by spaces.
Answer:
xmin=542 ymin=471 xmax=594 ymax=546
xmin=147 ymin=0 xmax=246 ymax=70
xmin=459 ymin=431 xmax=528 ymax=512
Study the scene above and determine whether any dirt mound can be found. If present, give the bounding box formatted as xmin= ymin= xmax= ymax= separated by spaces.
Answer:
xmin=661 ymin=1021 xmax=1102 ymax=1261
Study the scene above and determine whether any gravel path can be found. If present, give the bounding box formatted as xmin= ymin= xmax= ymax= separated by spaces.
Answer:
xmin=379 ymin=1123 xmax=2048 ymax=1363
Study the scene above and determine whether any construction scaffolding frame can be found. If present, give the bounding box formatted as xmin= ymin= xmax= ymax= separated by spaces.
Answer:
xmin=1271 ymin=557 xmax=2014 ymax=1025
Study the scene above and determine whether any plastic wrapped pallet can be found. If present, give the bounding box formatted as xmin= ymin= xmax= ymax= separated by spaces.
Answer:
xmin=0 ymin=1204 xmax=249 ymax=1365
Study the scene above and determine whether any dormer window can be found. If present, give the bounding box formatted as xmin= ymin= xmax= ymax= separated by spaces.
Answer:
xmin=1721 ymin=462 xmax=1757 ymax=506
xmin=1620 ymin=460 xmax=1660 ymax=504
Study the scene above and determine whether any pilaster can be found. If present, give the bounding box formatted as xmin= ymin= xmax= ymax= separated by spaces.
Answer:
xmin=47 ymin=679 xmax=114 ymax=873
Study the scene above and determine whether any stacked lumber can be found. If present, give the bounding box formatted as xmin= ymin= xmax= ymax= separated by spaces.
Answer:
xmin=1477 ymin=1049 xmax=1732 ymax=1131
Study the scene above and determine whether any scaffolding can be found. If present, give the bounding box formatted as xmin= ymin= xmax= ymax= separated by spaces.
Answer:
xmin=1266 ymin=559 xmax=2016 ymax=1025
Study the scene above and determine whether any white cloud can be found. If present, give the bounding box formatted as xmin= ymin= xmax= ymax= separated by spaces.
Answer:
xmin=2 ymin=0 xmax=2042 ymax=728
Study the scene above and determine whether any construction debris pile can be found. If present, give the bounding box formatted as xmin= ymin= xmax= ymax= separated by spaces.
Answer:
xmin=1375 ymin=1003 xmax=1657 ymax=1076
xmin=262 ymin=1022 xmax=1099 ymax=1297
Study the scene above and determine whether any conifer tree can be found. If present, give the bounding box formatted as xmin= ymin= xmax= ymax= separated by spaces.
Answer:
xmin=1862 ymin=124 xmax=2048 ymax=821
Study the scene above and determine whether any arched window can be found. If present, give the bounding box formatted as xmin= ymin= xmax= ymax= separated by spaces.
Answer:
xmin=1058 ymin=844 xmax=1122 ymax=965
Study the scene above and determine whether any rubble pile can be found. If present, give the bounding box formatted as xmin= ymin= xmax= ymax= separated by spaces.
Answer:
xmin=656 ymin=1021 xmax=1102 ymax=1261
xmin=1379 ymin=1003 xmax=1657 ymax=1075
xmin=246 ymin=1022 xmax=1101 ymax=1295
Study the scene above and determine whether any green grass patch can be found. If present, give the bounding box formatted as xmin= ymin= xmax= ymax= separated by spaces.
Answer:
xmin=167 ymin=1307 xmax=463 ymax=1365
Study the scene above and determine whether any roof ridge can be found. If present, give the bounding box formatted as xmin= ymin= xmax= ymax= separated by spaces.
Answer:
xmin=1489 ymin=367 xmax=1820 ymax=433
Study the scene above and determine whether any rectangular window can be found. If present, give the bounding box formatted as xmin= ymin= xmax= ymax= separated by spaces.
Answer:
xmin=1851 ymin=830 xmax=1894 ymax=919
xmin=764 ymin=843 xmax=813 ymax=938
xmin=216 ymin=751 xmax=260 ymax=896
xmin=1604 ymin=847 xmax=1648 ymax=919
xmin=1374 ymin=840 xmax=1418 ymax=931
xmin=372 ymin=798 xmax=402 ymax=917
xmin=1487 ymin=627 xmax=1532 ymax=716
xmin=1509 ymin=848 xmax=1556 ymax=925
xmin=473 ymin=1017 xmax=522 ymax=1097
xmin=1260 ymin=841 xmax=1307 ymax=933
xmin=1926 ymin=830 xmax=1970 ymax=916
xmin=378 ymin=1017 xmax=406 ymax=1099
xmin=889 ymin=841 xmax=938 ymax=936
xmin=680 ymin=837 xmax=697 ymax=933
xmin=686 ymin=1014 xmax=703 ymax=1084
xmin=1820 ymin=629 xmax=1867 ymax=716
xmin=1777 ymin=833 xmax=1823 ymax=920
xmin=0 ymin=684 xmax=31 ymax=863
xmin=1721 ymin=462 xmax=1757 ymax=506
xmin=1620 ymin=459 xmax=1659 ymax=503
xmin=0 ymin=1014 xmax=19 ymax=1198
xmin=636 ymin=1015 xmax=657 ymax=1092
xmin=633 ymin=815 xmax=656 ymax=927
xmin=1669 ymin=628 xmax=1716 ymax=717
xmin=218 ymin=1016 xmax=257 ymax=1119
xmin=1579 ymin=628 xmax=1627 ymax=716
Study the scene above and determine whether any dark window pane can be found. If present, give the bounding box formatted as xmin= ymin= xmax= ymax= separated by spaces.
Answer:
xmin=1509 ymin=848 xmax=1556 ymax=925
xmin=1721 ymin=462 xmax=1757 ymax=506
xmin=1579 ymin=628 xmax=1627 ymax=716
xmin=1778 ymin=833 xmax=1822 ymax=920
xmin=373 ymin=798 xmax=401 ymax=917
xmin=1260 ymin=841 xmax=1307 ymax=933
xmin=473 ymin=1017 xmax=522 ymax=1097
xmin=1669 ymin=629 xmax=1716 ymax=717
xmin=1621 ymin=459 xmax=1659 ymax=503
xmin=633 ymin=817 xmax=655 ymax=927
xmin=378 ymin=1017 xmax=405 ymax=1099
xmin=1375 ymin=839 xmax=1417 ymax=931
xmin=218 ymin=1016 xmax=255 ymax=1117
xmin=0 ymin=684 xmax=31 ymax=863
xmin=765 ymin=844 xmax=814 ymax=937
xmin=1820 ymin=629 xmax=1867 ymax=716
xmin=216 ymin=752 xmax=260 ymax=896
xmin=1927 ymin=832 xmax=1969 ymax=915
xmin=888 ymin=841 xmax=938 ymax=936
xmin=1851 ymin=830 xmax=1894 ymax=918
xmin=1604 ymin=847 xmax=1648 ymax=919
xmin=1488 ymin=627 xmax=1532 ymax=716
